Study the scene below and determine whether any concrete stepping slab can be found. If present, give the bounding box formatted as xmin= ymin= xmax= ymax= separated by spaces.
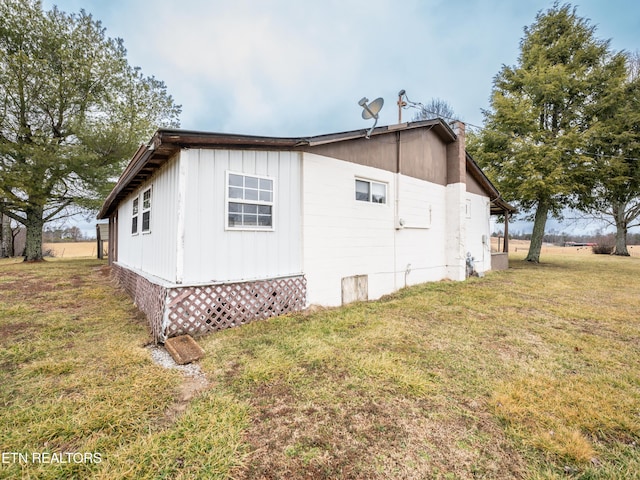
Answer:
xmin=164 ymin=335 xmax=205 ymax=365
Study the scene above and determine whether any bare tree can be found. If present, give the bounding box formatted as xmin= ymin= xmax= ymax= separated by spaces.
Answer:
xmin=578 ymin=50 xmax=640 ymax=255
xmin=411 ymin=98 xmax=458 ymax=122
xmin=1 ymin=212 xmax=22 ymax=257
xmin=1 ymin=212 xmax=8 ymax=257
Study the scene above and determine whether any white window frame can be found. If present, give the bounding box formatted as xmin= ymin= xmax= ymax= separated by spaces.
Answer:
xmin=355 ymin=178 xmax=387 ymax=204
xmin=131 ymin=197 xmax=139 ymax=235
xmin=141 ymin=187 xmax=152 ymax=234
xmin=225 ymin=171 xmax=275 ymax=231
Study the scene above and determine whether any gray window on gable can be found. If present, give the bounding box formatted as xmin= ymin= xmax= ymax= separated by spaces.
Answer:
xmin=131 ymin=197 xmax=139 ymax=235
xmin=355 ymin=179 xmax=387 ymax=204
xmin=227 ymin=172 xmax=274 ymax=229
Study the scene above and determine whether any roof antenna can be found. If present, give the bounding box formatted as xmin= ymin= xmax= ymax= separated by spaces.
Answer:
xmin=398 ymin=90 xmax=432 ymax=122
xmin=358 ymin=96 xmax=384 ymax=139
xmin=397 ymin=89 xmax=407 ymax=123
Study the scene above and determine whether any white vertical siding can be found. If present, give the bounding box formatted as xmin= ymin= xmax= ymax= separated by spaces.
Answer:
xmin=445 ymin=183 xmax=467 ymax=281
xmin=302 ymin=153 xmax=396 ymax=306
xmin=180 ymin=149 xmax=302 ymax=284
xmin=116 ymin=155 xmax=180 ymax=283
xmin=302 ymin=154 xmax=488 ymax=307
xmin=394 ymin=174 xmax=449 ymax=288
xmin=114 ymin=145 xmax=492 ymax=303
xmin=465 ymin=192 xmax=492 ymax=273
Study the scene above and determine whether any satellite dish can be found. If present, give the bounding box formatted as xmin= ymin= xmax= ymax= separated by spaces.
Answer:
xmin=360 ymin=97 xmax=384 ymax=120
xmin=358 ymin=96 xmax=385 ymax=138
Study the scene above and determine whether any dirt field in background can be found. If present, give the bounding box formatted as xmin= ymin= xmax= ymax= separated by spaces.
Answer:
xmin=41 ymin=239 xmax=640 ymax=259
xmin=43 ymin=241 xmax=105 ymax=258
xmin=493 ymin=238 xmax=640 ymax=257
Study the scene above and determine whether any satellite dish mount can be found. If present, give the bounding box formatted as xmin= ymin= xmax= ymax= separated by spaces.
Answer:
xmin=358 ymin=96 xmax=384 ymax=138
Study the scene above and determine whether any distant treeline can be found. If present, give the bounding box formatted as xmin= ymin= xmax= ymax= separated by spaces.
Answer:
xmin=43 ymin=227 xmax=94 ymax=243
xmin=493 ymin=231 xmax=640 ymax=246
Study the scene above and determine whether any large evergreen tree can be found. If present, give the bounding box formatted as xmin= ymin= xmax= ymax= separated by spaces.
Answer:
xmin=0 ymin=0 xmax=181 ymax=261
xmin=470 ymin=3 xmax=625 ymax=262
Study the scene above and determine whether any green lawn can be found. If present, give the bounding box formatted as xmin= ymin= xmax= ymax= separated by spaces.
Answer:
xmin=1 ymin=253 xmax=639 ymax=479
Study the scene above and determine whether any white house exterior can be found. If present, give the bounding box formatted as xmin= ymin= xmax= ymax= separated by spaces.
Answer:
xmin=98 ymin=119 xmax=514 ymax=342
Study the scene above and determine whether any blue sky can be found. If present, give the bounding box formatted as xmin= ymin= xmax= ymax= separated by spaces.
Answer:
xmin=41 ymin=0 xmax=640 ymax=136
xmin=39 ymin=0 xmax=640 ymax=235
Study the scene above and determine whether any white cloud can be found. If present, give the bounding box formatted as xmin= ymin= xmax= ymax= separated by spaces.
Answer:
xmin=42 ymin=0 xmax=640 ymax=137
xmin=38 ymin=0 xmax=640 ymax=234
xmin=137 ymin=0 xmax=411 ymax=134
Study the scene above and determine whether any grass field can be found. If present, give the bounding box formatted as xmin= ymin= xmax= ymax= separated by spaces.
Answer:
xmin=33 ymin=239 xmax=640 ymax=259
xmin=42 ymin=242 xmax=103 ymax=258
xmin=493 ymin=238 xmax=640 ymax=257
xmin=1 ymin=252 xmax=639 ymax=479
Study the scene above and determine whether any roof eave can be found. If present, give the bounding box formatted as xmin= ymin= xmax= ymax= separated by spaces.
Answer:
xmin=97 ymin=130 xmax=307 ymax=219
xmin=305 ymin=118 xmax=456 ymax=146
xmin=465 ymin=152 xmax=516 ymax=215
xmin=97 ymin=144 xmax=155 ymax=219
xmin=97 ymin=120 xmax=481 ymax=220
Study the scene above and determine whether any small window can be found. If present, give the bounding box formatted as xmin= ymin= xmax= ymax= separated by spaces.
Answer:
xmin=131 ymin=198 xmax=139 ymax=235
xmin=465 ymin=199 xmax=472 ymax=219
xmin=142 ymin=188 xmax=152 ymax=233
xmin=226 ymin=172 xmax=274 ymax=230
xmin=355 ymin=179 xmax=387 ymax=204
xmin=355 ymin=180 xmax=370 ymax=201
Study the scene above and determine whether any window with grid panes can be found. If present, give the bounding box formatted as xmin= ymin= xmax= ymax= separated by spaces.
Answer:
xmin=227 ymin=172 xmax=274 ymax=229
xmin=141 ymin=188 xmax=152 ymax=233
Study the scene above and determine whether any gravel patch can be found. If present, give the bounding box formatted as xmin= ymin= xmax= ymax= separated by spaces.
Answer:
xmin=147 ymin=345 xmax=207 ymax=380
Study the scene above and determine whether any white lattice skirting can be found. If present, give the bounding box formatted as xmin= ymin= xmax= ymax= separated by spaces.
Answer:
xmin=112 ymin=265 xmax=306 ymax=343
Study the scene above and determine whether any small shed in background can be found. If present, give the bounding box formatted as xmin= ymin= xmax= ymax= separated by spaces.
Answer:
xmin=96 ymin=223 xmax=109 ymax=259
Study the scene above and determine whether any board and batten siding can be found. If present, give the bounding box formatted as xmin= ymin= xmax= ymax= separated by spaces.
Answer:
xmin=180 ymin=148 xmax=302 ymax=285
xmin=116 ymin=155 xmax=180 ymax=283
